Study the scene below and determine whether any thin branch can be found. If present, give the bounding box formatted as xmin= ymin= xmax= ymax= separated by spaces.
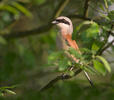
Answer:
xmin=98 ymin=39 xmax=114 ymax=55
xmin=54 ymin=0 xmax=70 ymax=18
xmin=96 ymin=24 xmax=114 ymax=55
xmin=83 ymin=71 xmax=94 ymax=86
xmin=40 ymin=68 xmax=82 ymax=91
xmin=110 ymin=31 xmax=114 ymax=36
xmin=83 ymin=0 xmax=90 ymax=17
xmin=0 ymin=0 xmax=70 ymax=39
xmin=2 ymin=24 xmax=52 ymax=39
xmin=68 ymin=14 xmax=91 ymax=20
xmin=0 ymin=14 xmax=95 ymax=39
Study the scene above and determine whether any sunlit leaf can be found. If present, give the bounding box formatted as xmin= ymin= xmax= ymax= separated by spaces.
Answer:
xmin=93 ymin=60 xmax=106 ymax=75
xmin=0 ymin=4 xmax=19 ymax=15
xmin=92 ymin=42 xmax=100 ymax=51
xmin=5 ymin=89 xmax=16 ymax=95
xmin=78 ymin=21 xmax=100 ymax=48
xmin=76 ymin=21 xmax=93 ymax=32
xmin=69 ymin=71 xmax=75 ymax=76
xmin=0 ymin=92 xmax=4 ymax=96
xmin=12 ymin=2 xmax=32 ymax=18
xmin=96 ymin=56 xmax=111 ymax=72
xmin=100 ymin=14 xmax=110 ymax=21
xmin=86 ymin=22 xmax=100 ymax=38
xmin=104 ymin=0 xmax=108 ymax=9
xmin=0 ymin=85 xmax=17 ymax=90
xmin=91 ymin=41 xmax=103 ymax=52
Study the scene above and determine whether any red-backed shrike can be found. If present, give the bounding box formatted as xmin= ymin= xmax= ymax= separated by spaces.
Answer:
xmin=52 ymin=16 xmax=80 ymax=63
xmin=52 ymin=16 xmax=93 ymax=86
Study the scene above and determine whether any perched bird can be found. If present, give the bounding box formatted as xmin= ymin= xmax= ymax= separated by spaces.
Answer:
xmin=52 ymin=16 xmax=80 ymax=63
xmin=52 ymin=16 xmax=94 ymax=86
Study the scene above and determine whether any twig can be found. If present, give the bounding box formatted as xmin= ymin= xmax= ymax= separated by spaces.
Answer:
xmin=83 ymin=0 xmax=90 ymax=17
xmin=110 ymin=32 xmax=114 ymax=36
xmin=83 ymin=71 xmax=94 ymax=86
xmin=98 ymin=39 xmax=114 ymax=55
xmin=68 ymin=14 xmax=91 ymax=20
xmin=0 ymin=14 xmax=96 ymax=39
xmin=96 ymin=24 xmax=114 ymax=55
xmin=0 ymin=0 xmax=70 ymax=39
xmin=82 ymin=0 xmax=94 ymax=87
xmin=40 ymin=68 xmax=82 ymax=91
xmin=1 ymin=24 xmax=52 ymax=39
xmin=54 ymin=0 xmax=70 ymax=18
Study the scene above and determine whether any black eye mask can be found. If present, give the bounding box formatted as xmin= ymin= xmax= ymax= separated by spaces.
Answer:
xmin=55 ymin=19 xmax=70 ymax=25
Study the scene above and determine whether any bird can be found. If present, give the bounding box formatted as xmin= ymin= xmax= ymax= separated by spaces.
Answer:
xmin=52 ymin=16 xmax=80 ymax=63
xmin=52 ymin=16 xmax=94 ymax=86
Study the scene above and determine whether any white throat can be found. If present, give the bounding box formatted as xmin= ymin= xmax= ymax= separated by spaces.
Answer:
xmin=57 ymin=23 xmax=73 ymax=35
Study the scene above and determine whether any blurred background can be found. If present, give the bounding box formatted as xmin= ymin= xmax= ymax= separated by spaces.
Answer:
xmin=0 ymin=0 xmax=114 ymax=100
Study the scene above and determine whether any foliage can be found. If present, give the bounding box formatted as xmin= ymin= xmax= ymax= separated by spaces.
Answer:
xmin=0 ymin=0 xmax=113 ymax=99
xmin=0 ymin=86 xmax=16 ymax=96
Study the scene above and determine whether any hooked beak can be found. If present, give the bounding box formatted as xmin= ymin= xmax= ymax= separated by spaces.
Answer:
xmin=52 ymin=20 xmax=58 ymax=24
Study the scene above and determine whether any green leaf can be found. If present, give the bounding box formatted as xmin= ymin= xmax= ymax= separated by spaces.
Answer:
xmin=58 ymin=58 xmax=69 ymax=71
xmin=99 ymin=3 xmax=106 ymax=12
xmin=104 ymin=0 xmax=108 ymax=9
xmin=76 ymin=21 xmax=100 ymax=37
xmin=0 ymin=85 xmax=17 ymax=90
xmin=5 ymin=89 xmax=16 ymax=95
xmin=91 ymin=41 xmax=103 ymax=52
xmin=48 ymin=51 xmax=63 ymax=64
xmin=69 ymin=71 xmax=75 ymax=76
xmin=108 ymin=10 xmax=114 ymax=20
xmin=92 ymin=42 xmax=100 ymax=51
xmin=12 ymin=2 xmax=32 ymax=18
xmin=78 ymin=21 xmax=100 ymax=47
xmin=96 ymin=56 xmax=111 ymax=72
xmin=93 ymin=60 xmax=106 ymax=75
xmin=84 ymin=66 xmax=98 ymax=75
xmin=100 ymin=14 xmax=110 ymax=21
xmin=0 ymin=92 xmax=4 ymax=96
xmin=0 ymin=5 xmax=19 ymax=15
xmin=86 ymin=22 xmax=100 ymax=38
xmin=0 ymin=36 xmax=7 ymax=45
xmin=76 ymin=21 xmax=93 ymax=32
xmin=68 ymin=47 xmax=82 ymax=59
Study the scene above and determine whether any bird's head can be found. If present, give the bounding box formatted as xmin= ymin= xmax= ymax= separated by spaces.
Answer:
xmin=52 ymin=16 xmax=73 ymax=35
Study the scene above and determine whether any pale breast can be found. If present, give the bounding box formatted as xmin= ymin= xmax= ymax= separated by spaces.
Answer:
xmin=56 ymin=32 xmax=69 ymax=50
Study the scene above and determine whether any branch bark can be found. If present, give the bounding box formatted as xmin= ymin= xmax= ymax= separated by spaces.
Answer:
xmin=98 ymin=39 xmax=114 ymax=55
xmin=83 ymin=0 xmax=90 ymax=17
xmin=40 ymin=68 xmax=82 ymax=91
xmin=54 ymin=0 xmax=70 ymax=18
xmin=96 ymin=24 xmax=114 ymax=55
xmin=0 ymin=0 xmax=70 ymax=39
xmin=0 ymin=14 xmax=95 ymax=39
xmin=2 ymin=24 xmax=52 ymax=39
